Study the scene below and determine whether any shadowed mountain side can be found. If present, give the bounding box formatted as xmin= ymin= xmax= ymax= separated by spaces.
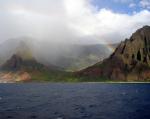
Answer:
xmin=0 ymin=37 xmax=37 ymax=66
xmin=0 ymin=54 xmax=66 ymax=82
xmin=77 ymin=26 xmax=150 ymax=81
xmin=1 ymin=54 xmax=48 ymax=71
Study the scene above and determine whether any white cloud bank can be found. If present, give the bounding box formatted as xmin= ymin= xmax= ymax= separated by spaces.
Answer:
xmin=0 ymin=0 xmax=150 ymax=44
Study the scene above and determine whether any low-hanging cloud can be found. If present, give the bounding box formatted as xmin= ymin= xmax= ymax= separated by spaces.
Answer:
xmin=0 ymin=0 xmax=150 ymax=44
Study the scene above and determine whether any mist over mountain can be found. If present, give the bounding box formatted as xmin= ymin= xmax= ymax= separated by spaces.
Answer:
xmin=0 ymin=0 xmax=149 ymax=72
xmin=53 ymin=44 xmax=113 ymax=71
xmin=0 ymin=37 xmax=34 ymax=65
xmin=0 ymin=37 xmax=114 ymax=71
xmin=0 ymin=0 xmax=150 ymax=83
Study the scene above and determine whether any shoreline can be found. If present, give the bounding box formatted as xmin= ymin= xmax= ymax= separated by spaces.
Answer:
xmin=0 ymin=81 xmax=150 ymax=84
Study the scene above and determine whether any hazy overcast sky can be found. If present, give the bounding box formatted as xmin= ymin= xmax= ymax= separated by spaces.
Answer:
xmin=0 ymin=0 xmax=150 ymax=44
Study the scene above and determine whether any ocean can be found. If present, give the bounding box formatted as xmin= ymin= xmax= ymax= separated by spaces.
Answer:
xmin=0 ymin=83 xmax=150 ymax=119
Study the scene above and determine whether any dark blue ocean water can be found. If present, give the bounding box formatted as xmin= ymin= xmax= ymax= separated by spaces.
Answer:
xmin=0 ymin=83 xmax=150 ymax=119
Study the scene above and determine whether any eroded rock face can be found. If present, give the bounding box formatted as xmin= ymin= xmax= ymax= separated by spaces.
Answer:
xmin=1 ymin=54 xmax=23 ymax=70
xmin=79 ymin=26 xmax=150 ymax=81
xmin=1 ymin=54 xmax=46 ymax=71
xmin=0 ymin=71 xmax=31 ymax=83
xmin=113 ymin=25 xmax=150 ymax=69
xmin=16 ymin=72 xmax=31 ymax=82
xmin=0 ymin=54 xmax=47 ymax=82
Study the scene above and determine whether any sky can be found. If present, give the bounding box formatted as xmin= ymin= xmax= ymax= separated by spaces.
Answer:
xmin=0 ymin=0 xmax=150 ymax=45
xmin=92 ymin=0 xmax=143 ymax=14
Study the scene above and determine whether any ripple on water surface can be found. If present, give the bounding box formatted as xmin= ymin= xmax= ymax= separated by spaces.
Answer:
xmin=0 ymin=83 xmax=150 ymax=119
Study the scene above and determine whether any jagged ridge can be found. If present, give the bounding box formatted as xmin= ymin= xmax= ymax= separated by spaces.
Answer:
xmin=78 ymin=26 xmax=150 ymax=81
xmin=0 ymin=54 xmax=46 ymax=71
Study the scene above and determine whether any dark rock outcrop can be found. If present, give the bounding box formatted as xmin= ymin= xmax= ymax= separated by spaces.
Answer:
xmin=1 ymin=55 xmax=23 ymax=71
xmin=78 ymin=26 xmax=150 ymax=81
xmin=0 ymin=54 xmax=46 ymax=71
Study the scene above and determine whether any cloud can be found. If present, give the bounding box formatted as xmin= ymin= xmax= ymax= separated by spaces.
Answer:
xmin=140 ymin=0 xmax=150 ymax=9
xmin=129 ymin=3 xmax=136 ymax=8
xmin=64 ymin=0 xmax=150 ymax=43
xmin=0 ymin=0 xmax=150 ymax=45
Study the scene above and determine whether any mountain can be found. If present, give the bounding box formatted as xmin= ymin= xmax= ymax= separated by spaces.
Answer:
xmin=0 ymin=39 xmax=64 ymax=82
xmin=0 ymin=37 xmax=116 ymax=82
xmin=78 ymin=26 xmax=150 ymax=81
xmin=1 ymin=54 xmax=46 ymax=71
xmin=0 ymin=54 xmax=63 ymax=82
xmin=0 ymin=37 xmax=114 ymax=71
xmin=0 ymin=37 xmax=35 ymax=65
xmin=54 ymin=44 xmax=113 ymax=71
xmin=0 ymin=53 xmax=76 ymax=83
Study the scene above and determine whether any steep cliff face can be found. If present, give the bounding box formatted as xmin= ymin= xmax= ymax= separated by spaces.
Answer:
xmin=113 ymin=25 xmax=150 ymax=68
xmin=0 ymin=53 xmax=69 ymax=82
xmin=1 ymin=54 xmax=46 ymax=71
xmin=78 ymin=26 xmax=150 ymax=81
xmin=0 ymin=54 xmax=60 ymax=82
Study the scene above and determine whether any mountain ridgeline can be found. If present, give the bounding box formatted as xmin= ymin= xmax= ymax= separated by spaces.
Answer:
xmin=78 ymin=26 xmax=150 ymax=81
xmin=1 ymin=26 xmax=150 ymax=82
xmin=0 ymin=38 xmax=113 ymax=82
xmin=1 ymin=54 xmax=46 ymax=71
xmin=0 ymin=37 xmax=113 ymax=71
xmin=0 ymin=54 xmax=64 ymax=82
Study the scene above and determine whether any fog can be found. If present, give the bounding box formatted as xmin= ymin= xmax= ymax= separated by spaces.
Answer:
xmin=0 ymin=0 xmax=150 ymax=68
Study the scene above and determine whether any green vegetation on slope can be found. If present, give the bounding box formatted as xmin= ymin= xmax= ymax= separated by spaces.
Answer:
xmin=27 ymin=68 xmax=115 ymax=82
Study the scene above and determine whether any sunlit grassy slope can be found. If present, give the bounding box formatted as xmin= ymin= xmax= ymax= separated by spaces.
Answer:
xmin=26 ymin=68 xmax=126 ymax=82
